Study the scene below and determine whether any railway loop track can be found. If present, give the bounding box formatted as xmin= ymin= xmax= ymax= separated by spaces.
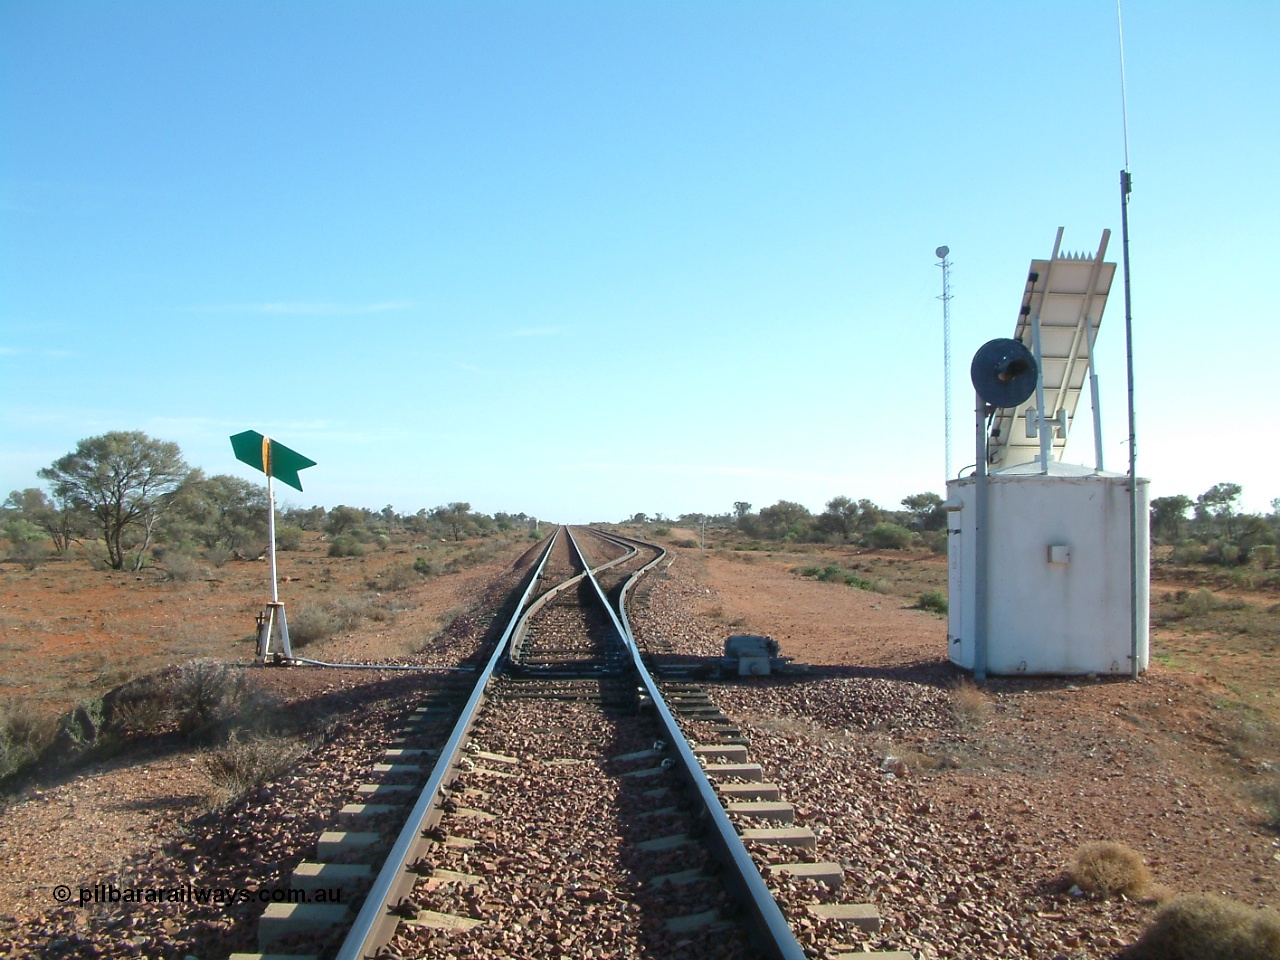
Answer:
xmin=231 ymin=526 xmax=913 ymax=960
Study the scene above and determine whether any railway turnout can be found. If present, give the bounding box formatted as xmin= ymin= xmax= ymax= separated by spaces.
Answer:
xmin=231 ymin=526 xmax=913 ymax=960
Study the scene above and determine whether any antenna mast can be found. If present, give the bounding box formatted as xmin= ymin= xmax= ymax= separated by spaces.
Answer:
xmin=936 ymin=246 xmax=954 ymax=481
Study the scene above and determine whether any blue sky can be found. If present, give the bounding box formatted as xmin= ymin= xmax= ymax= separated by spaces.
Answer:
xmin=3 ymin=2 xmax=1277 ymax=523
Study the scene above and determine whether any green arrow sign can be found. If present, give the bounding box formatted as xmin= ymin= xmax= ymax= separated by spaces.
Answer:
xmin=230 ymin=430 xmax=316 ymax=492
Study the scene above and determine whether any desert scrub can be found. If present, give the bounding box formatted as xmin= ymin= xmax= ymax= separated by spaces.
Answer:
xmin=366 ymin=561 xmax=420 ymax=592
xmin=918 ymin=590 xmax=948 ymax=614
xmin=1126 ymin=893 xmax=1280 ymax=960
xmin=796 ymin=563 xmax=890 ymax=593
xmin=866 ymin=522 xmax=912 ymax=549
xmin=200 ymin=732 xmax=313 ymax=810
xmin=275 ymin=525 xmax=304 ymax=551
xmin=171 ymin=659 xmax=271 ymax=741
xmin=328 ymin=534 xmax=366 ymax=557
xmin=0 ymin=701 xmax=57 ymax=782
xmin=288 ymin=597 xmax=381 ymax=646
xmin=950 ymin=678 xmax=991 ymax=728
xmin=1068 ymin=840 xmax=1151 ymax=898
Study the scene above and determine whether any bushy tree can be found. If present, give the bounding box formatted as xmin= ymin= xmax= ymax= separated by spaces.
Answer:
xmin=901 ymin=492 xmax=946 ymax=531
xmin=1150 ymin=495 xmax=1193 ymax=544
xmin=38 ymin=431 xmax=193 ymax=570
xmin=3 ymin=487 xmax=89 ymax=553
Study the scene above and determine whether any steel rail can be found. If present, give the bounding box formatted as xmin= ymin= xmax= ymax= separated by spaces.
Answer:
xmin=567 ymin=528 xmax=808 ymax=960
xmin=332 ymin=527 xmax=562 ymax=960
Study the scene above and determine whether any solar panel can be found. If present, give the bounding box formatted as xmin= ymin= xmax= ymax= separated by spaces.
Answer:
xmin=988 ymin=228 xmax=1116 ymax=470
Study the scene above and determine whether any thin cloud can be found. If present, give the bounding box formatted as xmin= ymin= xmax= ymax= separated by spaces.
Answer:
xmin=0 ymin=346 xmax=74 ymax=358
xmin=503 ymin=326 xmax=563 ymax=338
xmin=189 ymin=301 xmax=417 ymax=316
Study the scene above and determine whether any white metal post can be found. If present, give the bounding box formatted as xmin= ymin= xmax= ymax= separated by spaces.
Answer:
xmin=973 ymin=391 xmax=989 ymax=681
xmin=267 ymin=471 xmax=279 ymax=604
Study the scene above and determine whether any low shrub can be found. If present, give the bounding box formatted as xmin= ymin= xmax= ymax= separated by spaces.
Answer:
xmin=412 ymin=555 xmax=435 ymax=576
xmin=1177 ymin=588 xmax=1219 ymax=618
xmin=163 ymin=550 xmax=206 ymax=582
xmin=918 ymin=591 xmax=948 ymax=614
xmin=951 ymin=679 xmax=990 ymax=728
xmin=1126 ymin=893 xmax=1280 ymax=960
xmin=287 ymin=606 xmax=341 ymax=646
xmin=1069 ymin=840 xmax=1150 ymax=898
xmin=1169 ymin=542 xmax=1202 ymax=566
xmin=672 ymin=538 xmax=698 ymax=548
xmin=0 ymin=701 xmax=57 ymax=781
xmin=328 ymin=534 xmax=366 ymax=558
xmin=171 ymin=659 xmax=270 ymax=742
xmin=866 ymin=522 xmax=912 ymax=550
xmin=367 ymin=562 xmax=419 ymax=592
xmin=9 ymin=538 xmax=51 ymax=570
xmin=653 ymin=526 xmax=671 ymax=537
xmin=200 ymin=732 xmax=312 ymax=810
xmin=275 ymin=525 xmax=304 ymax=551
xmin=288 ymin=598 xmax=377 ymax=646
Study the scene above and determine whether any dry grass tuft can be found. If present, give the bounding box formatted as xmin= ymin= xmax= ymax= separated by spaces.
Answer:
xmin=199 ymin=732 xmax=313 ymax=810
xmin=1069 ymin=840 xmax=1151 ymax=898
xmin=950 ymin=678 xmax=991 ymax=727
xmin=1125 ymin=893 xmax=1280 ymax=960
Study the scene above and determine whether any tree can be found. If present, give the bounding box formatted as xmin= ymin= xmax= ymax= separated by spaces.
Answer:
xmin=444 ymin=502 xmax=472 ymax=541
xmin=757 ymin=500 xmax=812 ymax=540
xmin=4 ymin=487 xmax=89 ymax=554
xmin=1150 ymin=495 xmax=1193 ymax=544
xmin=38 ymin=431 xmax=192 ymax=570
xmin=1195 ymin=483 xmax=1243 ymax=539
xmin=901 ymin=492 xmax=945 ymax=531
xmin=179 ymin=474 xmax=269 ymax=553
xmin=818 ymin=496 xmax=859 ymax=541
xmin=325 ymin=505 xmax=365 ymax=537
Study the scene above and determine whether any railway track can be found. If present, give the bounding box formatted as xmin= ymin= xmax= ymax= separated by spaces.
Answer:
xmin=233 ymin=526 xmax=913 ymax=960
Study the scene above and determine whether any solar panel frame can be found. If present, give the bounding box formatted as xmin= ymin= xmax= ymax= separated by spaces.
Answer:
xmin=988 ymin=230 xmax=1115 ymax=470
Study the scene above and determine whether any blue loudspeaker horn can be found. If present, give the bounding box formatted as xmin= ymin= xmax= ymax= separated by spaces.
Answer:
xmin=970 ymin=338 xmax=1038 ymax=408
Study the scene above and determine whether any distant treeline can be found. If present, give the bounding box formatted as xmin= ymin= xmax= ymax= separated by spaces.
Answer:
xmin=630 ymin=483 xmax=1280 ymax=566
xmin=624 ymin=493 xmax=949 ymax=551
xmin=1 ymin=431 xmax=534 ymax=571
xmin=1149 ymin=485 xmax=1280 ymax=567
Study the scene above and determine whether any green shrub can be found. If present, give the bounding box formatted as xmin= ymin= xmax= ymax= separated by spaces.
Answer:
xmin=163 ymin=550 xmax=206 ymax=582
xmin=866 ymin=522 xmax=912 ymax=549
xmin=653 ymin=526 xmax=671 ymax=537
xmin=275 ymin=525 xmax=304 ymax=551
xmin=1251 ymin=544 xmax=1276 ymax=568
xmin=918 ymin=591 xmax=948 ymax=614
xmin=1177 ymin=588 xmax=1219 ymax=618
xmin=922 ymin=530 xmax=949 ymax=554
xmin=673 ymin=538 xmax=698 ymax=548
xmin=9 ymin=538 xmax=51 ymax=570
xmin=412 ymin=555 xmax=434 ymax=576
xmin=328 ymin=534 xmax=366 ymax=558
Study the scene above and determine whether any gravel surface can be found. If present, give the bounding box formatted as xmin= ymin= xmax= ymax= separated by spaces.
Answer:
xmin=5 ymin=536 xmax=1276 ymax=960
xmin=384 ymin=681 xmax=756 ymax=960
